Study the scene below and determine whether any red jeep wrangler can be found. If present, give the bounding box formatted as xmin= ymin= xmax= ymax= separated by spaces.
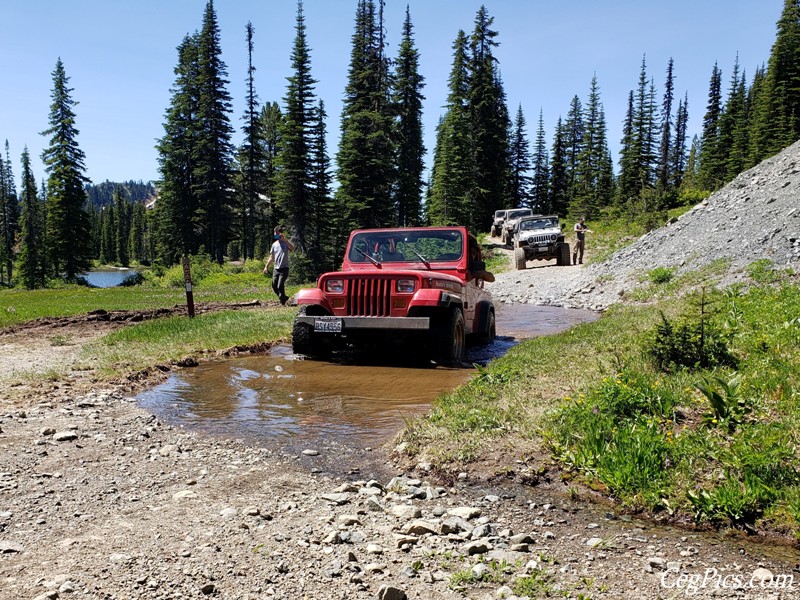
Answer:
xmin=292 ymin=227 xmax=496 ymax=365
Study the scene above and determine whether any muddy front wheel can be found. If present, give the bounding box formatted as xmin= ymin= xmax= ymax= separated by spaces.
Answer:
xmin=434 ymin=308 xmax=465 ymax=366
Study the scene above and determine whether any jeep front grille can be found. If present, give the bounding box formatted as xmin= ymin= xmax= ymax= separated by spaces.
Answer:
xmin=523 ymin=234 xmax=555 ymax=245
xmin=347 ymin=277 xmax=393 ymax=316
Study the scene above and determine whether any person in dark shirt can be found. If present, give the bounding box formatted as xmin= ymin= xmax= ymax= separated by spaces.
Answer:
xmin=572 ymin=217 xmax=593 ymax=265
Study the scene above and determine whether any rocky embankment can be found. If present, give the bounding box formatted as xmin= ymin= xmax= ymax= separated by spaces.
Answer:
xmin=490 ymin=140 xmax=800 ymax=310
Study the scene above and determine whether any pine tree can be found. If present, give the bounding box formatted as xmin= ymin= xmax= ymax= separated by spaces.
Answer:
xmin=335 ymin=0 xmax=396 ymax=233
xmin=531 ymin=109 xmax=550 ymax=213
xmin=310 ymin=100 xmax=335 ymax=271
xmin=277 ymin=1 xmax=318 ymax=255
xmin=468 ymin=5 xmax=510 ymax=230
xmin=114 ymin=187 xmax=130 ymax=266
xmin=718 ymin=57 xmax=749 ymax=182
xmin=40 ymin=58 xmax=92 ymax=280
xmin=656 ymin=58 xmax=675 ymax=191
xmin=617 ymin=90 xmax=638 ymax=206
xmin=194 ymin=0 xmax=235 ymax=263
xmin=393 ymin=6 xmax=425 ymax=227
xmin=236 ymin=21 xmax=266 ymax=261
xmin=635 ymin=59 xmax=658 ymax=193
xmin=509 ymin=104 xmax=532 ymax=209
xmin=256 ymin=101 xmax=282 ymax=258
xmin=670 ymin=93 xmax=689 ymax=191
xmin=572 ymin=75 xmax=612 ymax=216
xmin=128 ymin=201 xmax=146 ymax=264
xmin=698 ymin=62 xmax=724 ymax=190
xmin=155 ymin=34 xmax=201 ymax=263
xmin=18 ymin=147 xmax=47 ymax=289
xmin=427 ymin=30 xmax=473 ymax=227
xmin=750 ymin=0 xmax=800 ymax=162
xmin=531 ymin=108 xmax=550 ymax=212
xmin=563 ymin=95 xmax=584 ymax=205
xmin=549 ymin=117 xmax=569 ymax=216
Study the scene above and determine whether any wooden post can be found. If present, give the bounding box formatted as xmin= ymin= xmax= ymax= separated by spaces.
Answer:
xmin=182 ymin=255 xmax=195 ymax=318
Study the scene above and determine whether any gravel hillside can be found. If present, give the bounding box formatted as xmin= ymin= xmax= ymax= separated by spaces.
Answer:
xmin=490 ymin=140 xmax=800 ymax=310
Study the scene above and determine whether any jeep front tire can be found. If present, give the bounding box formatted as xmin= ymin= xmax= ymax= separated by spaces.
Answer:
xmin=435 ymin=308 xmax=465 ymax=366
xmin=514 ymin=247 xmax=526 ymax=270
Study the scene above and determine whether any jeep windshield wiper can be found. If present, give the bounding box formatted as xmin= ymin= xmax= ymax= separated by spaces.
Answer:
xmin=409 ymin=248 xmax=430 ymax=269
xmin=356 ymin=248 xmax=382 ymax=267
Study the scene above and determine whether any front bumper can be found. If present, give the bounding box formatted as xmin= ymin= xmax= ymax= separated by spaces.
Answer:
xmin=295 ymin=315 xmax=430 ymax=331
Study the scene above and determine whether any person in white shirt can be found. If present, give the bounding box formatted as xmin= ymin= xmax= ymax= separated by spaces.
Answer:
xmin=263 ymin=226 xmax=295 ymax=305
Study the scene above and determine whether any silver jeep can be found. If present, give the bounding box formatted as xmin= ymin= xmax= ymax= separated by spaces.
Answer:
xmin=513 ymin=215 xmax=571 ymax=268
xmin=500 ymin=208 xmax=533 ymax=245
xmin=490 ymin=209 xmax=508 ymax=238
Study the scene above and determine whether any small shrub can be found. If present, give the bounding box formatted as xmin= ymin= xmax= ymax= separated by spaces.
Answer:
xmin=648 ymin=266 xmax=675 ymax=284
xmin=647 ymin=311 xmax=735 ymax=372
xmin=747 ymin=259 xmax=780 ymax=284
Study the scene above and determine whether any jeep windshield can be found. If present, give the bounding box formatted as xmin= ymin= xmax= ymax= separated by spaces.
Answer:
xmin=348 ymin=230 xmax=464 ymax=264
xmin=506 ymin=209 xmax=532 ymax=220
xmin=519 ymin=218 xmax=558 ymax=231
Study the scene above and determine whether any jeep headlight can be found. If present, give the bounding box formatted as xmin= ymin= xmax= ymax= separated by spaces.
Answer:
xmin=325 ymin=278 xmax=344 ymax=294
xmin=396 ymin=279 xmax=416 ymax=293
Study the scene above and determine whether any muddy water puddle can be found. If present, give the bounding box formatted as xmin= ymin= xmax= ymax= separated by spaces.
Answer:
xmin=136 ymin=303 xmax=598 ymax=454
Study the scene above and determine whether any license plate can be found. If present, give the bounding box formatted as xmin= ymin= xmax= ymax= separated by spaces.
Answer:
xmin=314 ymin=318 xmax=343 ymax=333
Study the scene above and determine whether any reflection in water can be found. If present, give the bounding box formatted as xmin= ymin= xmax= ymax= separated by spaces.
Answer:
xmin=136 ymin=304 xmax=599 ymax=450
xmin=137 ymin=344 xmax=472 ymax=449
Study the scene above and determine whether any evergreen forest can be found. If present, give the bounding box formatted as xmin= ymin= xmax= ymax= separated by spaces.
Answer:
xmin=2 ymin=0 xmax=800 ymax=289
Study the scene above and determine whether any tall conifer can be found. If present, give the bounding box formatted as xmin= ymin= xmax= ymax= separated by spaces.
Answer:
xmin=277 ymin=0 xmax=318 ymax=258
xmin=194 ymin=0 xmax=234 ymax=263
xmin=18 ymin=147 xmax=47 ymax=289
xmin=40 ymin=58 xmax=92 ymax=280
xmin=237 ymin=21 xmax=265 ymax=261
xmin=155 ymin=34 xmax=200 ymax=263
xmin=468 ymin=5 xmax=510 ymax=230
xmin=548 ymin=117 xmax=569 ymax=216
xmin=335 ymin=0 xmax=395 ymax=234
xmin=509 ymin=104 xmax=532 ymax=209
xmin=698 ymin=63 xmax=724 ymax=190
xmin=393 ymin=6 xmax=425 ymax=227
xmin=427 ymin=31 xmax=472 ymax=227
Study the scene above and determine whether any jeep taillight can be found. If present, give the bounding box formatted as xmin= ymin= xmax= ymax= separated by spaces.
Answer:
xmin=325 ymin=279 xmax=344 ymax=293
xmin=396 ymin=279 xmax=416 ymax=293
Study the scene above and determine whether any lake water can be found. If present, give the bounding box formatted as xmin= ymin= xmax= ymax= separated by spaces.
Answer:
xmin=82 ymin=269 xmax=139 ymax=288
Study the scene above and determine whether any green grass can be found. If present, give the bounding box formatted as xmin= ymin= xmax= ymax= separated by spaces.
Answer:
xmin=0 ymin=262 xmax=302 ymax=329
xmin=85 ymin=308 xmax=295 ymax=376
xmin=402 ymin=282 xmax=800 ymax=536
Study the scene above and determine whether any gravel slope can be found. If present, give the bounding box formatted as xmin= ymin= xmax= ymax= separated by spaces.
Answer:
xmin=490 ymin=140 xmax=800 ymax=310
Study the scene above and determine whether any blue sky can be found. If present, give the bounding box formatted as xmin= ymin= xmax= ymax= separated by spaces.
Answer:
xmin=0 ymin=1 xmax=779 ymax=186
